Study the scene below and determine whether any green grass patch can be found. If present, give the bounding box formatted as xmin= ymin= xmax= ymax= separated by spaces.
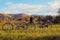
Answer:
xmin=0 ymin=24 xmax=60 ymax=40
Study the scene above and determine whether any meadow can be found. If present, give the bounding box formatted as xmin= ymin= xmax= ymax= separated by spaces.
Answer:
xmin=0 ymin=23 xmax=60 ymax=40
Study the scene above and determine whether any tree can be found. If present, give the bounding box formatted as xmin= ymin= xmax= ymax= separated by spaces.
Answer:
xmin=58 ymin=8 xmax=60 ymax=15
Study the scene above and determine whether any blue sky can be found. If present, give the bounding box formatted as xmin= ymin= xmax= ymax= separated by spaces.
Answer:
xmin=0 ymin=0 xmax=60 ymax=15
xmin=0 ymin=0 xmax=56 ymax=8
xmin=0 ymin=0 xmax=55 ymax=4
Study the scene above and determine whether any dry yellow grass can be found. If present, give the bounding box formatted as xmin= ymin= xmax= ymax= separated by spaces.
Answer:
xmin=0 ymin=24 xmax=60 ymax=40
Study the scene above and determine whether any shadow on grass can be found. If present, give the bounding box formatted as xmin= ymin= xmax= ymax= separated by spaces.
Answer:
xmin=0 ymin=36 xmax=60 ymax=40
xmin=25 ymin=36 xmax=60 ymax=40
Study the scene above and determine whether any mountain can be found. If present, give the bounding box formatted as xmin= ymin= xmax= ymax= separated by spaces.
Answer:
xmin=0 ymin=14 xmax=4 ymax=20
xmin=12 ymin=13 xmax=30 ymax=19
xmin=0 ymin=13 xmax=30 ymax=20
xmin=31 ymin=14 xmax=44 ymax=17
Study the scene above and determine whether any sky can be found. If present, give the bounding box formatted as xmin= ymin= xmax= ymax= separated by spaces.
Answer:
xmin=0 ymin=0 xmax=60 ymax=15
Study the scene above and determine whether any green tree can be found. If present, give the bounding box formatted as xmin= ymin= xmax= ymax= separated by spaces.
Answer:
xmin=58 ymin=8 xmax=60 ymax=15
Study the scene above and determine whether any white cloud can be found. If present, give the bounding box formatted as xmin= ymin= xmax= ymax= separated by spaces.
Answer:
xmin=1 ymin=1 xmax=60 ymax=15
xmin=2 ymin=2 xmax=46 ymax=14
xmin=49 ymin=2 xmax=58 ymax=9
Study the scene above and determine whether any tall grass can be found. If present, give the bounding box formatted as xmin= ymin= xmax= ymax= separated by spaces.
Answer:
xmin=0 ymin=24 xmax=60 ymax=40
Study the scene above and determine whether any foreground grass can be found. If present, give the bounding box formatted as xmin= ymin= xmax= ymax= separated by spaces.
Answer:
xmin=0 ymin=24 xmax=60 ymax=40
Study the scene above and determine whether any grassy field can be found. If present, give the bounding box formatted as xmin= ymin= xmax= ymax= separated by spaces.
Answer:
xmin=0 ymin=24 xmax=60 ymax=40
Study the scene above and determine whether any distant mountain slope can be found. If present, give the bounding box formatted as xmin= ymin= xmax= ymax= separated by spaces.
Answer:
xmin=0 ymin=14 xmax=4 ymax=20
xmin=0 ymin=13 xmax=30 ymax=20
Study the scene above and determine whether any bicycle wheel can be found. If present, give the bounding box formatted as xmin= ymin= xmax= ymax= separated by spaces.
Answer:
xmin=16 ymin=23 xmax=28 ymax=30
xmin=2 ymin=23 xmax=13 ymax=30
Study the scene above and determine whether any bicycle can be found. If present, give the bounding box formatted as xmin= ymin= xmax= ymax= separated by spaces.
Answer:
xmin=2 ymin=21 xmax=28 ymax=30
xmin=40 ymin=20 xmax=52 ymax=28
xmin=15 ymin=22 xmax=28 ymax=30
